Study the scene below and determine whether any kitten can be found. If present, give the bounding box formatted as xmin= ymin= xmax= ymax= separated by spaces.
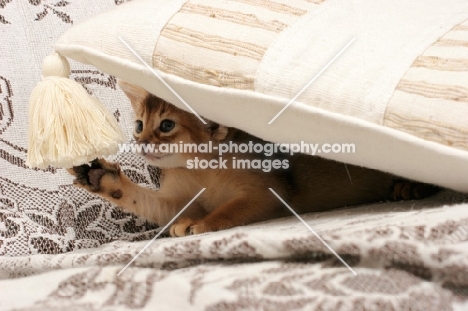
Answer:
xmin=69 ymin=81 xmax=438 ymax=237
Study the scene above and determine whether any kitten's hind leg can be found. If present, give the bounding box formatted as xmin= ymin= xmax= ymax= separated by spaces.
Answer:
xmin=391 ymin=181 xmax=440 ymax=201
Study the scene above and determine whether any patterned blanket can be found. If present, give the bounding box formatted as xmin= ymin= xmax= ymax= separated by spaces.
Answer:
xmin=1 ymin=191 xmax=468 ymax=310
xmin=1 ymin=1 xmax=467 ymax=310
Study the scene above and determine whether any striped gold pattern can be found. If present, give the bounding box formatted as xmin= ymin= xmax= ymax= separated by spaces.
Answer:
xmin=232 ymin=0 xmax=308 ymax=16
xmin=161 ymin=25 xmax=267 ymax=60
xmin=413 ymin=56 xmax=468 ymax=71
xmin=435 ymin=38 xmax=468 ymax=48
xmin=180 ymin=2 xmax=288 ymax=32
xmin=385 ymin=19 xmax=468 ymax=150
xmin=152 ymin=0 xmax=324 ymax=90
xmin=153 ymin=53 xmax=255 ymax=89
xmin=396 ymin=80 xmax=468 ymax=102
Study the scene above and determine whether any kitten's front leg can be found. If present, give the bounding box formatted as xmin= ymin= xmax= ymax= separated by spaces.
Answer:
xmin=69 ymin=159 xmax=127 ymax=203
xmin=68 ymin=159 xmax=190 ymax=226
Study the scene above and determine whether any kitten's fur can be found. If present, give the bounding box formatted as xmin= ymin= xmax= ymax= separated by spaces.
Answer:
xmin=69 ymin=81 xmax=437 ymax=237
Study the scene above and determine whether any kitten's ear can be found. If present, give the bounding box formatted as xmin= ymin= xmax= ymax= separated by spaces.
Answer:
xmin=117 ymin=80 xmax=148 ymax=114
xmin=208 ymin=122 xmax=229 ymax=141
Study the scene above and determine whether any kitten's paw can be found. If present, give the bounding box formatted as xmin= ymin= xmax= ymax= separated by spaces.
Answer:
xmin=70 ymin=159 xmax=123 ymax=198
xmin=170 ymin=218 xmax=207 ymax=237
xmin=392 ymin=181 xmax=439 ymax=201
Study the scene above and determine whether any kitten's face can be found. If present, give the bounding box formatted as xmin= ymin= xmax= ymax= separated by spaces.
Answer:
xmin=118 ymin=81 xmax=227 ymax=168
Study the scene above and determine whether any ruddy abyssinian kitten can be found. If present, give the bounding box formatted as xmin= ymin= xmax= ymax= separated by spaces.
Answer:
xmin=69 ymin=81 xmax=437 ymax=237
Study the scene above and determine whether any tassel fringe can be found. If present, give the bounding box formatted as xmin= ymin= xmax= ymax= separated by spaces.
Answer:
xmin=26 ymin=53 xmax=125 ymax=169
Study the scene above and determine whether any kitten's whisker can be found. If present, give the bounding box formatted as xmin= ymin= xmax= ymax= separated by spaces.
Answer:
xmin=118 ymin=36 xmax=207 ymax=124
xmin=117 ymin=188 xmax=206 ymax=276
xmin=268 ymin=188 xmax=357 ymax=276
xmin=344 ymin=164 xmax=353 ymax=184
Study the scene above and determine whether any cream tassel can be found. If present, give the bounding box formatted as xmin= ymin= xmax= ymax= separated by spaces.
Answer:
xmin=26 ymin=53 xmax=125 ymax=169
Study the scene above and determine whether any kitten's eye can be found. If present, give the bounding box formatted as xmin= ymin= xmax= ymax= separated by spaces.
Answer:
xmin=160 ymin=119 xmax=175 ymax=133
xmin=135 ymin=120 xmax=143 ymax=134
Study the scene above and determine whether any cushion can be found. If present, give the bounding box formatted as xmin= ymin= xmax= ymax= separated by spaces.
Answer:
xmin=54 ymin=0 xmax=468 ymax=192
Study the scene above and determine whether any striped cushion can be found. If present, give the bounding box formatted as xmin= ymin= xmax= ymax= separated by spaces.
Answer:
xmin=153 ymin=0 xmax=311 ymax=90
xmin=385 ymin=21 xmax=468 ymax=150
xmin=54 ymin=0 xmax=468 ymax=192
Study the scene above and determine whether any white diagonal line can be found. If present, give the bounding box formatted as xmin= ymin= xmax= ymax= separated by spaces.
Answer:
xmin=269 ymin=188 xmax=357 ymax=275
xmin=344 ymin=164 xmax=353 ymax=184
xmin=117 ymin=188 xmax=206 ymax=276
xmin=268 ymin=37 xmax=356 ymax=124
xmin=118 ymin=36 xmax=207 ymax=124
